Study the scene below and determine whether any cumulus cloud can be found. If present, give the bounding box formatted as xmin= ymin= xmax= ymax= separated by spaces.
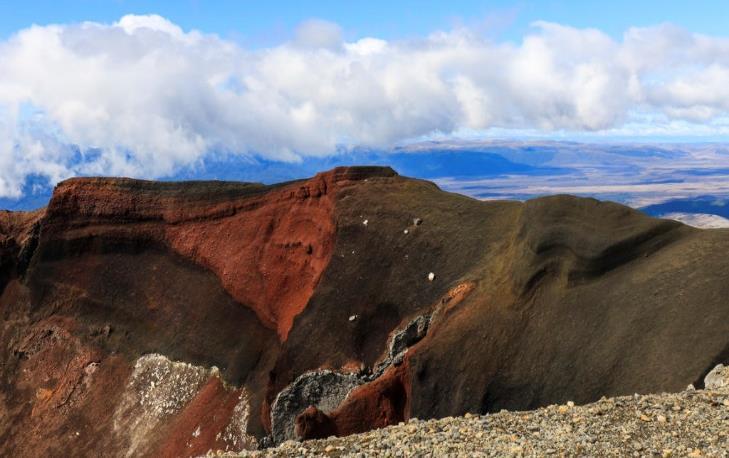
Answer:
xmin=294 ymin=19 xmax=343 ymax=50
xmin=2 ymin=15 xmax=729 ymax=197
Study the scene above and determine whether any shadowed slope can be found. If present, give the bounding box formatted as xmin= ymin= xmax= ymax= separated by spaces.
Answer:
xmin=288 ymin=183 xmax=729 ymax=439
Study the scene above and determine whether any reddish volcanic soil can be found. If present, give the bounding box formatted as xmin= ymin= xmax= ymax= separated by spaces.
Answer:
xmin=1 ymin=166 xmax=728 ymax=456
xmin=45 ymin=167 xmax=389 ymax=340
xmin=166 ymin=183 xmax=333 ymax=341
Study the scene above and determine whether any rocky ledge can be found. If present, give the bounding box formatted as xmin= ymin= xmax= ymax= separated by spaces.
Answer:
xmin=225 ymin=365 xmax=729 ymax=457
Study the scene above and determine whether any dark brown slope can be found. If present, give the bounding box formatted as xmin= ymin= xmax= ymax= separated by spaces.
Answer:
xmin=0 ymin=166 xmax=728 ymax=456
xmin=290 ymin=176 xmax=729 ymax=439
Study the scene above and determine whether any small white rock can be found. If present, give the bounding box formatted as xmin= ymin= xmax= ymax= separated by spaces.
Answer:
xmin=363 ymin=219 xmax=369 ymax=226
xmin=427 ymin=272 xmax=435 ymax=281
xmin=403 ymin=229 xmax=409 ymax=234
xmin=704 ymin=364 xmax=728 ymax=390
xmin=349 ymin=315 xmax=358 ymax=322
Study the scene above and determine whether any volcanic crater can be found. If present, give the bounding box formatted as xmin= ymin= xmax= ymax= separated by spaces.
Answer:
xmin=1 ymin=166 xmax=728 ymax=456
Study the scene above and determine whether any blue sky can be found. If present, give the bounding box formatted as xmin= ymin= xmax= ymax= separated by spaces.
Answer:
xmin=2 ymin=0 xmax=729 ymax=44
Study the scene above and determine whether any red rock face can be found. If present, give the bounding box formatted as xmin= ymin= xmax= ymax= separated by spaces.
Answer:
xmin=1 ymin=311 xmax=133 ymax=457
xmin=2 ymin=166 xmax=729 ymax=456
xmin=43 ymin=167 xmax=394 ymax=340
xmin=164 ymin=175 xmax=335 ymax=340
xmin=2 ymin=166 xmax=413 ymax=456
xmin=45 ymin=179 xmax=330 ymax=341
xmin=153 ymin=379 xmax=254 ymax=457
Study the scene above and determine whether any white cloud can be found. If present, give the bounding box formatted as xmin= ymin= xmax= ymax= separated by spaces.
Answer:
xmin=294 ymin=19 xmax=343 ymax=50
xmin=2 ymin=15 xmax=729 ymax=197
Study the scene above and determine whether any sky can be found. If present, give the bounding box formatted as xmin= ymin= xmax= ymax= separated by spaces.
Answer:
xmin=3 ymin=1 xmax=729 ymax=44
xmin=1 ymin=1 xmax=729 ymax=198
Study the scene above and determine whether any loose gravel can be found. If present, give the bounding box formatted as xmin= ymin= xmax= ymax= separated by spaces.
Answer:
xmin=216 ymin=375 xmax=729 ymax=457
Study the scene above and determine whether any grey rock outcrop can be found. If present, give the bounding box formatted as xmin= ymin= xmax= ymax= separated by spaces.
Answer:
xmin=371 ymin=314 xmax=431 ymax=379
xmin=270 ymin=370 xmax=361 ymax=444
xmin=389 ymin=315 xmax=430 ymax=359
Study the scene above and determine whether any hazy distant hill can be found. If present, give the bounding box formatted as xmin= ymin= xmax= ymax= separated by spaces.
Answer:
xmin=3 ymin=141 xmax=729 ymax=221
xmin=641 ymin=195 xmax=729 ymax=219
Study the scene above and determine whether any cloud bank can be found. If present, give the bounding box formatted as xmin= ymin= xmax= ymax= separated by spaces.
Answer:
xmin=2 ymin=15 xmax=729 ymax=197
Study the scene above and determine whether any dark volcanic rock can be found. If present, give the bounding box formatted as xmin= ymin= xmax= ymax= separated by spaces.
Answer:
xmin=1 ymin=166 xmax=728 ymax=457
xmin=270 ymin=370 xmax=361 ymax=444
xmin=371 ymin=314 xmax=431 ymax=379
xmin=389 ymin=315 xmax=430 ymax=361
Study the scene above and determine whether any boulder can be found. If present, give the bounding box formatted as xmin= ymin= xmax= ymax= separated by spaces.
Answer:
xmin=704 ymin=364 xmax=729 ymax=391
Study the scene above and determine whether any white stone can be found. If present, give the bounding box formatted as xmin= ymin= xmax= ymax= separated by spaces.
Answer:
xmin=704 ymin=364 xmax=729 ymax=390
xmin=427 ymin=272 xmax=435 ymax=281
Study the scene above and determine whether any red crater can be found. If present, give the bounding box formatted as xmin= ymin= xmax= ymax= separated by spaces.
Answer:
xmin=3 ymin=166 xmax=728 ymax=456
xmin=164 ymin=175 xmax=335 ymax=340
xmin=44 ymin=167 xmax=396 ymax=340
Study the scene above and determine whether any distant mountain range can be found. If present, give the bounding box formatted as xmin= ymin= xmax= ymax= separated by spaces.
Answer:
xmin=3 ymin=141 xmax=729 ymax=228
xmin=640 ymin=195 xmax=729 ymax=219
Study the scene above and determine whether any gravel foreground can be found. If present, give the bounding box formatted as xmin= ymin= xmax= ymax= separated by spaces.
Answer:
xmin=216 ymin=368 xmax=729 ymax=457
